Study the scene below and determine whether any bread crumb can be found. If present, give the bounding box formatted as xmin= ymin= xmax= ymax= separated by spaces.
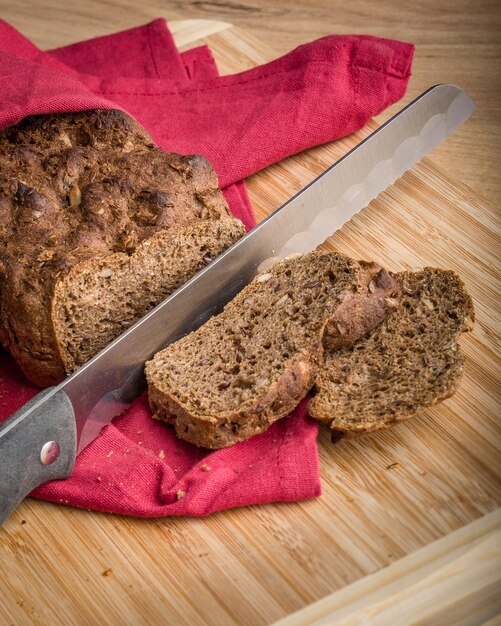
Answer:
xmin=96 ymin=476 xmax=102 ymax=482
xmin=158 ymin=449 xmax=166 ymax=459
xmin=200 ymin=464 xmax=211 ymax=472
xmin=176 ymin=490 xmax=186 ymax=500
xmin=20 ymin=520 xmax=27 ymax=525
xmin=102 ymin=568 xmax=113 ymax=577
xmin=386 ymin=462 xmax=399 ymax=470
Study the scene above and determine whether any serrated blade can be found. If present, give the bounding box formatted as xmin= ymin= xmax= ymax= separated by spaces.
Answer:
xmin=275 ymin=84 xmax=474 ymax=257
xmin=48 ymin=83 xmax=473 ymax=453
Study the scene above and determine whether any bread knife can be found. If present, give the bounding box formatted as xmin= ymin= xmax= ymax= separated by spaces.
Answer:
xmin=0 ymin=84 xmax=475 ymax=525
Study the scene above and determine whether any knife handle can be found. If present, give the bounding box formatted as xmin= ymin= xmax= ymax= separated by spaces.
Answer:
xmin=0 ymin=388 xmax=76 ymax=526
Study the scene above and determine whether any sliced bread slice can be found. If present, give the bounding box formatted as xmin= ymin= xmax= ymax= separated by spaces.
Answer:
xmin=308 ymin=268 xmax=474 ymax=437
xmin=145 ymin=251 xmax=400 ymax=449
xmin=52 ymin=218 xmax=244 ymax=373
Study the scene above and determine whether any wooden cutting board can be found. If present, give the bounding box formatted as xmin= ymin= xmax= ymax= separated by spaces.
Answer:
xmin=1 ymin=20 xmax=500 ymax=626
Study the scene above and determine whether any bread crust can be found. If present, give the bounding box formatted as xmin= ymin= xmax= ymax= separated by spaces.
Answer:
xmin=0 ymin=110 xmax=243 ymax=386
xmin=149 ymin=350 xmax=319 ymax=448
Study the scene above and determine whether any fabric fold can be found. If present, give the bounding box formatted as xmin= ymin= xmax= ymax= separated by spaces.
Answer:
xmin=0 ymin=19 xmax=414 ymax=187
xmin=30 ymin=393 xmax=319 ymax=517
xmin=49 ymin=19 xmax=186 ymax=79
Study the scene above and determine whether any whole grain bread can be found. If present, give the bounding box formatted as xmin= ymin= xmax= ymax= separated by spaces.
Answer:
xmin=145 ymin=251 xmax=400 ymax=449
xmin=308 ymin=268 xmax=474 ymax=437
xmin=0 ymin=110 xmax=245 ymax=386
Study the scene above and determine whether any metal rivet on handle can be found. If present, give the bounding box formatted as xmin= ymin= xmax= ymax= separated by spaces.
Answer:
xmin=40 ymin=441 xmax=60 ymax=465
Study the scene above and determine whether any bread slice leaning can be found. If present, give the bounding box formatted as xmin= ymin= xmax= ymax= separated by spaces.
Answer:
xmin=308 ymin=268 xmax=474 ymax=437
xmin=0 ymin=110 xmax=244 ymax=386
xmin=145 ymin=251 xmax=400 ymax=449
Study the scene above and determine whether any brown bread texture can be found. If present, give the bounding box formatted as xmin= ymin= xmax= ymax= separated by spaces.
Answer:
xmin=0 ymin=110 xmax=245 ymax=386
xmin=145 ymin=251 xmax=400 ymax=449
xmin=308 ymin=268 xmax=475 ymax=437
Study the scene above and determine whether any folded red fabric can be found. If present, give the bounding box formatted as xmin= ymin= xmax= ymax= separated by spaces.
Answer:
xmin=0 ymin=19 xmax=414 ymax=517
xmin=0 ymin=352 xmax=319 ymax=516
xmin=0 ymin=19 xmax=414 ymax=187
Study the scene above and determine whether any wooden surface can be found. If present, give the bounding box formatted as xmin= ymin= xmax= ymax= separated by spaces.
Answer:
xmin=275 ymin=508 xmax=501 ymax=625
xmin=2 ymin=0 xmax=499 ymax=207
xmin=1 ymin=15 xmax=501 ymax=626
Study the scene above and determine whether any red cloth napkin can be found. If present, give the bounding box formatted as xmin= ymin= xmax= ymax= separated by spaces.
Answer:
xmin=0 ymin=19 xmax=414 ymax=516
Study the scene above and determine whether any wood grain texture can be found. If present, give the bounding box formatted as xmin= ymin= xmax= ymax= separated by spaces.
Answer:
xmin=0 ymin=16 xmax=500 ymax=626
xmin=2 ymin=0 xmax=499 ymax=205
xmin=274 ymin=508 xmax=501 ymax=626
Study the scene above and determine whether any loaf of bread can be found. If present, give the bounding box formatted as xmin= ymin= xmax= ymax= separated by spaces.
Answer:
xmin=145 ymin=251 xmax=400 ymax=448
xmin=308 ymin=268 xmax=474 ymax=437
xmin=0 ymin=110 xmax=245 ymax=386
